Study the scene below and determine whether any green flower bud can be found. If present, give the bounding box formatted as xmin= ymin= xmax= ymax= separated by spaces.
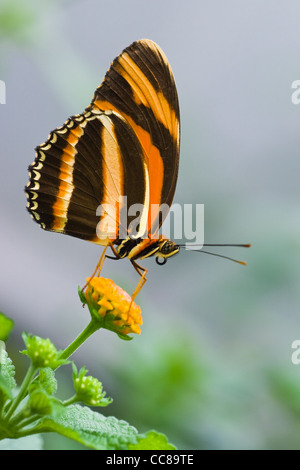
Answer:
xmin=21 ymin=333 xmax=68 ymax=370
xmin=72 ymin=364 xmax=112 ymax=407
xmin=27 ymin=389 xmax=52 ymax=415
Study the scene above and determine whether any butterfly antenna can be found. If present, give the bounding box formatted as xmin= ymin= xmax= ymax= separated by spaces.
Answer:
xmin=178 ymin=243 xmax=251 ymax=265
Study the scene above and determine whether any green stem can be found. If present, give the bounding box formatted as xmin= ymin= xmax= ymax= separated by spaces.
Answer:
xmin=59 ymin=320 xmax=100 ymax=361
xmin=5 ymin=364 xmax=37 ymax=420
xmin=15 ymin=414 xmax=41 ymax=431
xmin=63 ymin=395 xmax=78 ymax=407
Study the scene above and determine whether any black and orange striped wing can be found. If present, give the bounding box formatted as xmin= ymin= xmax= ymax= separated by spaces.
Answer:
xmin=26 ymin=39 xmax=180 ymax=243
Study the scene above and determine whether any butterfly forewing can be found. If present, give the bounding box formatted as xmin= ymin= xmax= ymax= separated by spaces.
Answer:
xmin=26 ymin=39 xmax=180 ymax=244
xmin=92 ymin=39 xmax=180 ymax=236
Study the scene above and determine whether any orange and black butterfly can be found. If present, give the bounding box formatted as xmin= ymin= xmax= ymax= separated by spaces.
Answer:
xmin=26 ymin=39 xmax=249 ymax=293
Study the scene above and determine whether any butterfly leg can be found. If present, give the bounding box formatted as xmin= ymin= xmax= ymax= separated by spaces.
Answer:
xmin=130 ymin=260 xmax=148 ymax=303
xmin=108 ymin=242 xmax=122 ymax=260
xmin=81 ymin=240 xmax=111 ymax=292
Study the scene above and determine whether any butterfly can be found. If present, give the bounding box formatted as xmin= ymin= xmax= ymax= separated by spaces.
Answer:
xmin=26 ymin=39 xmax=249 ymax=297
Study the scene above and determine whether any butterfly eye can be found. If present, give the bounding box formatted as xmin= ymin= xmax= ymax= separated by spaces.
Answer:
xmin=156 ymin=257 xmax=167 ymax=266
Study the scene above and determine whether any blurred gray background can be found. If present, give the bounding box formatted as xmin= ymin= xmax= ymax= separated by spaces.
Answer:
xmin=1 ymin=0 xmax=300 ymax=449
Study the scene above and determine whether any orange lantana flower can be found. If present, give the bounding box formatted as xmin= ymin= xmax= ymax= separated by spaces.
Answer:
xmin=82 ymin=277 xmax=143 ymax=338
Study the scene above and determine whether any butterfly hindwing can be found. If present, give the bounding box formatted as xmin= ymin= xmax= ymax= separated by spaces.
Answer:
xmin=26 ymin=110 xmax=148 ymax=243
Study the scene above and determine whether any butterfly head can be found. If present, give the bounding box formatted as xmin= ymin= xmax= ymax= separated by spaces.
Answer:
xmin=155 ymin=239 xmax=180 ymax=266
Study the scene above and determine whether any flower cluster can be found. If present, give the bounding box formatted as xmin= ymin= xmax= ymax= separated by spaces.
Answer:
xmin=21 ymin=333 xmax=68 ymax=369
xmin=72 ymin=365 xmax=112 ymax=407
xmin=82 ymin=277 xmax=143 ymax=337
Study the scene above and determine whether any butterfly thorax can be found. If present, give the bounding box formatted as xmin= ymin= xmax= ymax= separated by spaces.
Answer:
xmin=114 ymin=237 xmax=180 ymax=262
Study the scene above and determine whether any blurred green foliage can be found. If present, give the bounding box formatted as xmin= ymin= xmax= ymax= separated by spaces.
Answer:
xmin=0 ymin=0 xmax=37 ymax=43
xmin=110 ymin=337 xmax=207 ymax=432
xmin=0 ymin=312 xmax=14 ymax=341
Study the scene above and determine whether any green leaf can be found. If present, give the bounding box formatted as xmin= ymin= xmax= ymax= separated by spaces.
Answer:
xmin=36 ymin=404 xmax=139 ymax=450
xmin=78 ymin=286 xmax=86 ymax=304
xmin=0 ymin=341 xmax=16 ymax=404
xmin=27 ymin=369 xmax=59 ymax=415
xmin=128 ymin=430 xmax=176 ymax=450
xmin=117 ymin=332 xmax=133 ymax=341
xmin=0 ymin=435 xmax=44 ymax=450
xmin=0 ymin=312 xmax=14 ymax=341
